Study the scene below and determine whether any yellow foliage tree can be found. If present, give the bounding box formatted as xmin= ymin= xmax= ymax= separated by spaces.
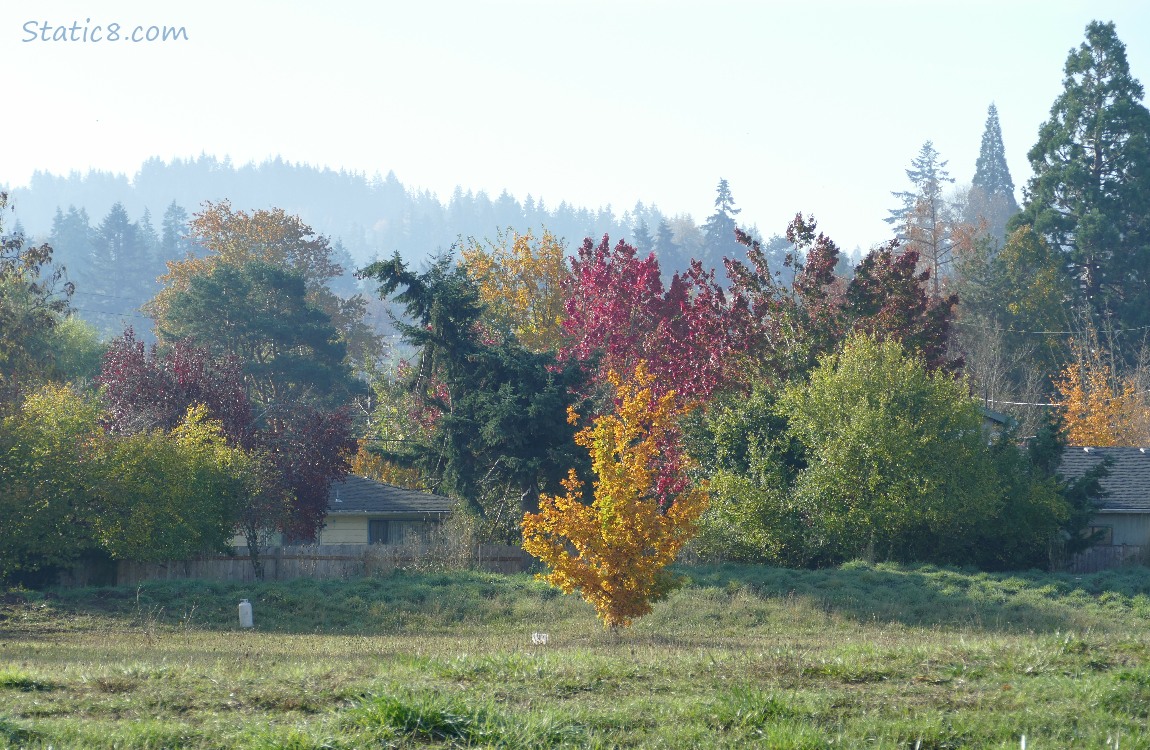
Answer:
xmin=460 ymin=228 xmax=571 ymax=352
xmin=521 ymin=363 xmax=708 ymax=629
xmin=351 ymin=441 xmax=424 ymax=490
xmin=1055 ymin=338 xmax=1145 ymax=446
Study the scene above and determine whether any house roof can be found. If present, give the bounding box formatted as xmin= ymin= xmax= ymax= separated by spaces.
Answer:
xmin=978 ymin=406 xmax=1017 ymax=428
xmin=327 ymin=475 xmax=454 ymax=515
xmin=1059 ymin=446 xmax=1150 ymax=512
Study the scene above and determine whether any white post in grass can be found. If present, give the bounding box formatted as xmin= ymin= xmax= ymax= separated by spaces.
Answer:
xmin=238 ymin=599 xmax=254 ymax=628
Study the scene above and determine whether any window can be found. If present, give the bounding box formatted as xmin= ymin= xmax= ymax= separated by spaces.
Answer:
xmin=368 ymin=519 xmax=390 ymax=545
xmin=1085 ymin=526 xmax=1113 ymax=545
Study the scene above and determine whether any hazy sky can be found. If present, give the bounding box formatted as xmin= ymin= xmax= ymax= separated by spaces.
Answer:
xmin=3 ymin=1 xmax=1149 ymax=251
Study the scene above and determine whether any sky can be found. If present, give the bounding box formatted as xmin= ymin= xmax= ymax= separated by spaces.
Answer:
xmin=3 ymin=0 xmax=1149 ymax=251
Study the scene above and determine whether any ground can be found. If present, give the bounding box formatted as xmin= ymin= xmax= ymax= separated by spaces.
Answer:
xmin=1 ymin=563 xmax=1149 ymax=748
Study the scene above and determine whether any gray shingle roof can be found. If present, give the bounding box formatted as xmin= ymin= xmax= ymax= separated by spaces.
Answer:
xmin=1059 ymin=446 xmax=1150 ymax=512
xmin=327 ymin=475 xmax=454 ymax=515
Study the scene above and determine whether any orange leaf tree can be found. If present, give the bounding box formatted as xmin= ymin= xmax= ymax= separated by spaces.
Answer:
xmin=521 ymin=362 xmax=708 ymax=629
xmin=1055 ymin=337 xmax=1144 ymax=446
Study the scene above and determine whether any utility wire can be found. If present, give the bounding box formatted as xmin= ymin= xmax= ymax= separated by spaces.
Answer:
xmin=954 ymin=320 xmax=1150 ymax=336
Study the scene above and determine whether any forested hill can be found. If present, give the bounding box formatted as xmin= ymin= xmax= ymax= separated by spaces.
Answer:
xmin=5 ymin=155 xmax=668 ymax=268
xmin=4 ymin=156 xmax=772 ymax=339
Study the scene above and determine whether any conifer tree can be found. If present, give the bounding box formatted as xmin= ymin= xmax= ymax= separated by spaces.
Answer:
xmin=701 ymin=179 xmax=742 ymax=268
xmin=887 ymin=142 xmax=956 ymax=296
xmin=1014 ymin=21 xmax=1150 ymax=328
xmin=966 ymin=103 xmax=1020 ymax=245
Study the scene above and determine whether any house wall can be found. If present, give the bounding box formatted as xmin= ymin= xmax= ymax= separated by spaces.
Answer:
xmin=1092 ymin=512 xmax=1150 ymax=547
xmin=228 ymin=531 xmax=283 ymax=548
xmin=318 ymin=515 xmax=444 ymax=545
xmin=319 ymin=516 xmax=369 ymax=544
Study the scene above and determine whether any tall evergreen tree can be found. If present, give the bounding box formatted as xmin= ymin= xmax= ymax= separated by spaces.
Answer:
xmin=632 ymin=219 xmax=653 ymax=255
xmin=1013 ymin=21 xmax=1150 ymax=330
xmin=653 ymin=218 xmax=678 ymax=268
xmin=966 ymin=103 xmax=1020 ymax=245
xmin=887 ymin=141 xmax=957 ymax=296
xmin=161 ymin=201 xmax=193 ymax=261
xmin=84 ymin=203 xmax=149 ymax=334
xmin=887 ymin=141 xmax=954 ymax=228
xmin=701 ymin=179 xmax=742 ymax=269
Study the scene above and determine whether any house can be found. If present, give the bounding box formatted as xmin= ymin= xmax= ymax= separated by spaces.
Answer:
xmin=230 ymin=476 xmax=455 ymax=548
xmin=978 ymin=406 xmax=1017 ymax=440
xmin=316 ymin=476 xmax=455 ymax=545
xmin=1058 ymin=446 xmax=1150 ymax=569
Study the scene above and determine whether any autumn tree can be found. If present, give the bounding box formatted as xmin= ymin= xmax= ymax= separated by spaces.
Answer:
xmin=459 ymin=227 xmax=571 ymax=352
xmin=845 ymin=241 xmax=959 ymax=373
xmin=98 ymin=327 xmax=354 ymax=545
xmin=726 ymin=214 xmax=958 ymax=383
xmin=99 ymin=328 xmax=252 ymax=438
xmin=726 ymin=216 xmax=845 ymax=382
xmin=1015 ymin=21 xmax=1150 ymax=328
xmin=562 ymin=235 xmax=747 ymax=404
xmin=152 ymin=201 xmax=381 ymax=369
xmin=1055 ymin=332 xmax=1147 ymax=446
xmin=521 ymin=363 xmax=708 ymax=629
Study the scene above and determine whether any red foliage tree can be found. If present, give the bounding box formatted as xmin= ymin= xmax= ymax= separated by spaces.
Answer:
xmin=727 ymin=215 xmax=959 ymax=381
xmin=727 ymin=215 xmax=846 ymax=381
xmin=98 ymin=328 xmax=355 ymax=541
xmin=561 ymin=236 xmax=749 ymax=508
xmin=98 ymin=328 xmax=252 ymax=439
xmin=845 ymin=243 xmax=960 ymax=373
xmin=561 ymin=235 xmax=748 ymax=404
xmin=252 ymin=403 xmax=356 ymax=541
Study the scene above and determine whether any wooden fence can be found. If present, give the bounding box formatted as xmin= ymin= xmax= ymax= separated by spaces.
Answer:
xmin=1065 ymin=544 xmax=1148 ymax=574
xmin=113 ymin=543 xmax=532 ymax=586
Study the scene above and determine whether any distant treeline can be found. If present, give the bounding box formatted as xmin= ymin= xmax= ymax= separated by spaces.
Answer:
xmin=4 ymin=156 xmax=777 ymax=338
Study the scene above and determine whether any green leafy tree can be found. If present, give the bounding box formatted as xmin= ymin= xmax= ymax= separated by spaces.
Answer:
xmin=0 ymin=385 xmax=102 ymax=579
xmin=90 ymin=406 xmax=247 ymax=563
xmin=686 ymin=385 xmax=813 ymax=566
xmin=1014 ymin=21 xmax=1150 ymax=327
xmin=954 ymin=224 xmax=1073 ymax=399
xmin=0 ymin=192 xmax=74 ymax=405
xmin=778 ymin=334 xmax=998 ymax=564
xmin=46 ymin=316 xmax=106 ymax=384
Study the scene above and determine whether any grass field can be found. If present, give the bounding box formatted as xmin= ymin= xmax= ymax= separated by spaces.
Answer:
xmin=1 ymin=562 xmax=1149 ymax=748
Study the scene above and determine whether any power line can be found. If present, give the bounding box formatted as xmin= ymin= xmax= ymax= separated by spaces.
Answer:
xmin=70 ymin=306 xmax=152 ymax=321
xmin=71 ymin=289 xmax=148 ymax=302
xmin=954 ymin=320 xmax=1150 ymax=336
